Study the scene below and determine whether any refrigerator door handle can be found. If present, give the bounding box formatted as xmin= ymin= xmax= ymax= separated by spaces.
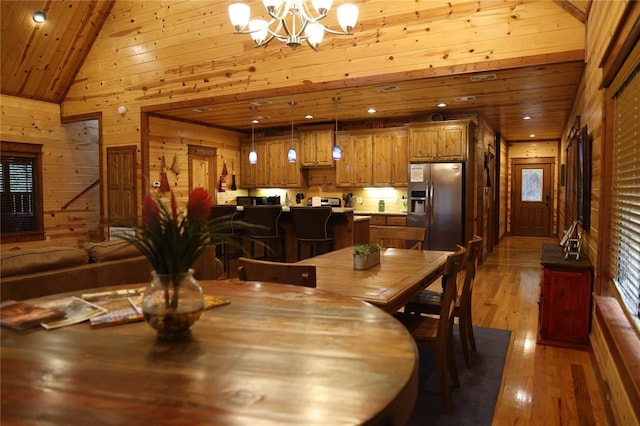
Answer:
xmin=428 ymin=180 xmax=434 ymax=224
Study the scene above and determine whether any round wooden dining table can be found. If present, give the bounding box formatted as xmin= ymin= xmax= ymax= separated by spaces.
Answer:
xmin=1 ymin=280 xmax=418 ymax=425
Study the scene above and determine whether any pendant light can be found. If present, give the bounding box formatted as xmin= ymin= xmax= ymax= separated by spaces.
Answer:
xmin=287 ymin=100 xmax=297 ymax=163
xmin=249 ymin=122 xmax=258 ymax=164
xmin=332 ymin=96 xmax=342 ymax=160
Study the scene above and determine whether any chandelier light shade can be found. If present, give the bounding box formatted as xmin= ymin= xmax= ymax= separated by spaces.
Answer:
xmin=228 ymin=1 xmax=359 ymax=51
xmin=249 ymin=123 xmax=258 ymax=164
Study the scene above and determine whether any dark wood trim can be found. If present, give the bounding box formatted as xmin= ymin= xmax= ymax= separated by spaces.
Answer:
xmin=600 ymin=1 xmax=640 ymax=88
xmin=141 ymin=112 xmax=150 ymax=199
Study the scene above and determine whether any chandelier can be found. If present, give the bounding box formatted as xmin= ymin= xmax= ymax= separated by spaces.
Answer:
xmin=228 ymin=0 xmax=359 ymax=51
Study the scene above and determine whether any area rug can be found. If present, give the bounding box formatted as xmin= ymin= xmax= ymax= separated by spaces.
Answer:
xmin=407 ymin=325 xmax=512 ymax=426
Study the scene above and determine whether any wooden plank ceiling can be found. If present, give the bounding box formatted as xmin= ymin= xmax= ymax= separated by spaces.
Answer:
xmin=0 ymin=0 xmax=588 ymax=142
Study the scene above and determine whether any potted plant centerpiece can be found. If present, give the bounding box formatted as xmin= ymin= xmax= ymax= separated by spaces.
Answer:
xmin=353 ymin=243 xmax=382 ymax=270
xmin=122 ymin=187 xmax=241 ymax=340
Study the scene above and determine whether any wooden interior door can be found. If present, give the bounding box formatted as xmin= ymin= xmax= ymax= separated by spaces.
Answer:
xmin=511 ymin=158 xmax=552 ymax=237
xmin=107 ymin=146 xmax=136 ymax=226
xmin=188 ymin=145 xmax=216 ymax=195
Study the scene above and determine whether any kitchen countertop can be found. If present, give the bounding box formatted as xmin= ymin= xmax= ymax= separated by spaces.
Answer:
xmin=354 ymin=211 xmax=408 ymax=216
xmin=234 ymin=206 xmax=355 ymax=214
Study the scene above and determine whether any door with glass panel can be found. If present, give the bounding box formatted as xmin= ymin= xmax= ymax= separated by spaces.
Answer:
xmin=512 ymin=158 xmax=553 ymax=237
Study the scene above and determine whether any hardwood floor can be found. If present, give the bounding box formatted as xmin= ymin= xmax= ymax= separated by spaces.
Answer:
xmin=475 ymin=236 xmax=606 ymax=425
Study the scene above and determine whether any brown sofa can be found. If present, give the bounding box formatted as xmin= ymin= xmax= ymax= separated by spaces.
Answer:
xmin=0 ymin=240 xmax=223 ymax=301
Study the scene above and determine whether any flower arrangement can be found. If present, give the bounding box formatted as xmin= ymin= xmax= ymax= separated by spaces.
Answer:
xmin=123 ymin=187 xmax=236 ymax=276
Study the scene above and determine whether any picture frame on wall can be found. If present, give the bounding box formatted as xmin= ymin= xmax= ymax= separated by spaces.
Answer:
xmin=576 ymin=125 xmax=591 ymax=229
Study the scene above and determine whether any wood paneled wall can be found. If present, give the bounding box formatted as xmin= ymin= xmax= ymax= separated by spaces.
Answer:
xmin=558 ymin=2 xmax=638 ymax=424
xmin=147 ymin=116 xmax=245 ymax=206
xmin=559 ymin=0 xmax=627 ymax=284
xmin=0 ymin=95 xmax=101 ymax=250
xmin=499 ymin=135 xmax=508 ymax=239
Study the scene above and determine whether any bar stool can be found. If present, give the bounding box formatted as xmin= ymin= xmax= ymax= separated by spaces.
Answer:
xmin=242 ymin=205 xmax=285 ymax=261
xmin=210 ymin=205 xmax=242 ymax=277
xmin=290 ymin=206 xmax=333 ymax=260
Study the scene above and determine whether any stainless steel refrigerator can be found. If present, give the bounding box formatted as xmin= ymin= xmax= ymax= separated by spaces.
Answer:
xmin=407 ymin=163 xmax=464 ymax=251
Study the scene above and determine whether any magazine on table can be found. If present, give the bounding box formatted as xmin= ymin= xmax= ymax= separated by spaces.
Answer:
xmin=38 ymin=297 xmax=108 ymax=330
xmin=0 ymin=300 xmax=66 ymax=330
xmin=88 ymin=295 xmax=144 ymax=328
xmin=82 ymin=287 xmax=146 ymax=327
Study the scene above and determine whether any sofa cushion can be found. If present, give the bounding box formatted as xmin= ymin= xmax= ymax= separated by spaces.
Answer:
xmin=1 ymin=247 xmax=89 ymax=277
xmin=83 ymin=240 xmax=141 ymax=263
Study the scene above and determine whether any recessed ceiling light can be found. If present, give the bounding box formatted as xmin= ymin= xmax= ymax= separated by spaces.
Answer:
xmin=454 ymin=96 xmax=476 ymax=102
xmin=32 ymin=11 xmax=46 ymax=23
xmin=304 ymin=114 xmax=314 ymax=119
xmin=436 ymin=103 xmax=448 ymax=108
xmin=529 ymin=134 xmax=536 ymax=138
xmin=522 ymin=115 xmax=532 ymax=120
xmin=367 ymin=108 xmax=377 ymax=114
xmin=251 ymin=119 xmax=260 ymax=124
xmin=193 ymin=107 xmax=210 ymax=113
xmin=251 ymin=100 xmax=272 ymax=106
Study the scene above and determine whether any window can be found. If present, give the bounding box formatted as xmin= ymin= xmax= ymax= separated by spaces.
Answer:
xmin=610 ymin=62 xmax=639 ymax=325
xmin=0 ymin=142 xmax=44 ymax=242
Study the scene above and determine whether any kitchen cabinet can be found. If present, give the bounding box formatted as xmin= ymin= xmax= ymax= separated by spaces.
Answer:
xmin=299 ymin=125 xmax=334 ymax=167
xmin=372 ymin=129 xmax=408 ymax=186
xmin=538 ymin=243 xmax=593 ymax=349
xmin=240 ymin=140 xmax=269 ymax=188
xmin=364 ymin=214 xmax=407 ymax=226
xmin=268 ymin=137 xmax=302 ymax=188
xmin=408 ymin=121 xmax=470 ymax=162
xmin=336 ymin=132 xmax=373 ymax=187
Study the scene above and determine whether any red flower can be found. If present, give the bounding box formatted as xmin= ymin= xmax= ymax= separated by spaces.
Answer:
xmin=142 ymin=195 xmax=160 ymax=227
xmin=187 ymin=187 xmax=213 ymax=221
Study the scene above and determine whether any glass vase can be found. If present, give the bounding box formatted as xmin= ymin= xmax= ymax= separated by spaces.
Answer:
xmin=142 ymin=269 xmax=204 ymax=341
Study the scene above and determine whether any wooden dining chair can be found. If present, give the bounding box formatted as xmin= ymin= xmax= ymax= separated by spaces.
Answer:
xmin=405 ymin=236 xmax=482 ymax=368
xmin=372 ymin=226 xmax=426 ymax=250
xmin=394 ymin=245 xmax=467 ymax=414
xmin=237 ymin=257 xmax=317 ymax=288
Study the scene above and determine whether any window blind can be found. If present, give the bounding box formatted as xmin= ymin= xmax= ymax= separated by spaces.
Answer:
xmin=611 ymin=64 xmax=640 ymax=321
xmin=0 ymin=153 xmax=39 ymax=234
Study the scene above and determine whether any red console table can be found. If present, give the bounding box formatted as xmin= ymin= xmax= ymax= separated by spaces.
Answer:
xmin=538 ymin=243 xmax=594 ymax=349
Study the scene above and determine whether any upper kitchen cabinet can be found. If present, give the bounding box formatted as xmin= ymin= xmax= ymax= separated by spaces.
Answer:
xmin=268 ymin=137 xmax=302 ymax=188
xmin=372 ymin=129 xmax=408 ymax=186
xmin=299 ymin=125 xmax=335 ymax=167
xmin=336 ymin=132 xmax=373 ymax=187
xmin=240 ymin=140 xmax=269 ymax=188
xmin=408 ymin=120 xmax=473 ymax=162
